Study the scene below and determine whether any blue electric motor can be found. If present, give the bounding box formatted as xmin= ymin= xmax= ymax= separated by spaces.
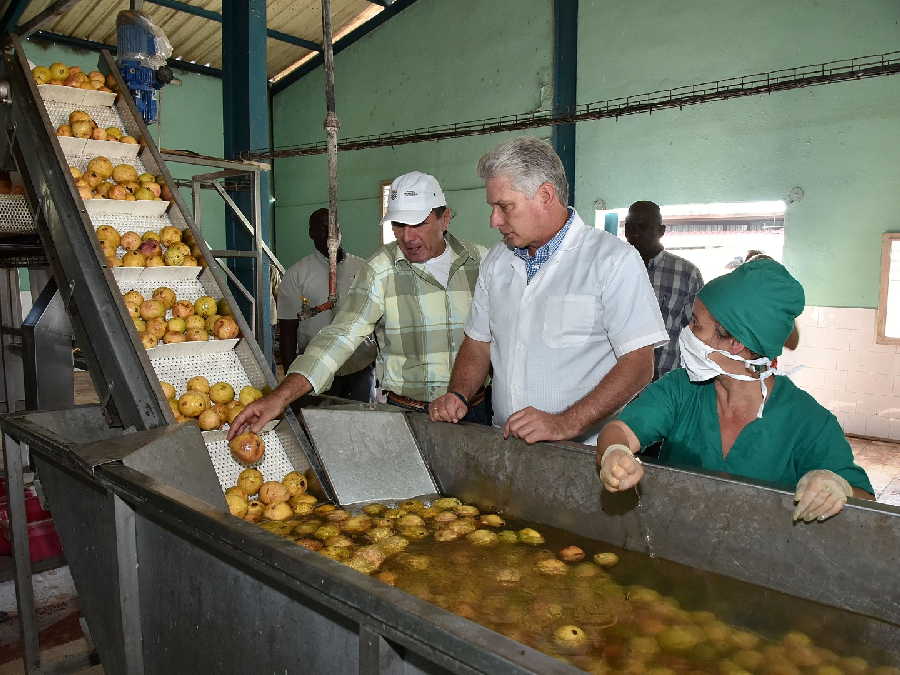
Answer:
xmin=116 ymin=10 xmax=173 ymax=124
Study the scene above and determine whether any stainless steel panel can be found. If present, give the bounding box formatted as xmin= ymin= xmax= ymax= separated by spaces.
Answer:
xmin=406 ymin=415 xmax=900 ymax=626
xmin=32 ymin=455 xmax=129 ymax=675
xmin=136 ymin=515 xmax=360 ymax=675
xmin=302 ymin=408 xmax=438 ymax=505
xmin=22 ymin=278 xmax=73 ymax=411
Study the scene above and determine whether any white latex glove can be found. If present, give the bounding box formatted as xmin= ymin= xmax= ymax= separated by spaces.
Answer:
xmin=793 ymin=470 xmax=852 ymax=522
xmin=599 ymin=444 xmax=643 ymax=492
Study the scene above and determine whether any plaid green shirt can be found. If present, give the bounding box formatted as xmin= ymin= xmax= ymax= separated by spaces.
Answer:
xmin=288 ymin=233 xmax=486 ymax=401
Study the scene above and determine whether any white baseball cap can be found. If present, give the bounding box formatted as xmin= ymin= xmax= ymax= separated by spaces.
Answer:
xmin=382 ymin=171 xmax=446 ymax=226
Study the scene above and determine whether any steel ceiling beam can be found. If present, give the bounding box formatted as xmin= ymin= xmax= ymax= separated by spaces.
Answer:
xmin=27 ymin=30 xmax=224 ymax=77
xmin=17 ymin=0 xmax=82 ymax=38
xmin=145 ymin=0 xmax=321 ymax=52
xmin=1 ymin=0 xmax=32 ymax=35
xmin=271 ymin=0 xmax=419 ymax=94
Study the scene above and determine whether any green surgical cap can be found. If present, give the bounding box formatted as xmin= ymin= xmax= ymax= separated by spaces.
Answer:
xmin=698 ymin=259 xmax=805 ymax=359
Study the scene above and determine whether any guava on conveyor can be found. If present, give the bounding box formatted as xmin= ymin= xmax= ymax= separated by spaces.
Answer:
xmin=535 ymin=559 xmax=568 ymax=576
xmin=592 ymin=552 xmax=619 ymax=568
xmin=398 ymin=526 xmax=429 ymax=541
xmin=433 ymin=528 xmax=459 ymax=542
xmin=431 ymin=497 xmax=461 ymax=511
xmin=399 ymin=499 xmax=425 ymax=513
xmin=325 ymin=509 xmax=350 ymax=523
xmin=552 ymin=625 xmax=588 ymax=654
xmin=319 ymin=546 xmax=351 ymax=562
xmin=497 ymin=530 xmax=518 ymax=544
xmin=479 ymin=514 xmax=504 ymax=528
xmin=237 ymin=468 xmax=263 ymax=496
xmin=263 ymin=502 xmax=292 ymax=521
xmin=466 ymin=529 xmax=499 ymax=547
xmin=454 ymin=505 xmax=479 ymax=517
xmin=448 ymin=518 xmax=477 ymax=536
xmin=290 ymin=493 xmax=317 ymax=507
xmin=296 ymin=538 xmax=322 ymax=552
xmin=364 ymin=526 xmax=393 ymax=543
xmin=376 ymin=535 xmax=409 ymax=556
xmin=362 ymin=503 xmax=386 ymax=517
xmin=225 ymin=493 xmax=247 ymax=518
xmin=313 ymin=524 xmax=341 ymax=541
xmin=558 ymin=546 xmax=585 ymax=563
xmin=517 ymin=528 xmax=545 ymax=545
xmin=656 ymin=625 xmax=703 ymax=651
xmin=244 ymin=500 xmax=264 ymax=522
xmin=341 ymin=515 xmax=373 ymax=534
xmin=282 ymin=471 xmax=307 ymax=496
xmin=397 ymin=514 xmax=424 ymax=528
xmin=293 ymin=520 xmax=321 ymax=536
xmin=229 ymin=432 xmax=264 ymax=464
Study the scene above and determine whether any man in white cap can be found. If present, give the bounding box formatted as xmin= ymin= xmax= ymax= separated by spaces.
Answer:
xmin=229 ymin=171 xmax=490 ymax=437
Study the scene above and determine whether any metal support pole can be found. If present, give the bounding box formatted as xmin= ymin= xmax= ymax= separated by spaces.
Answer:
xmin=3 ymin=434 xmax=39 ymax=673
xmin=552 ymin=0 xmax=578 ymax=206
xmin=321 ymin=0 xmax=340 ymax=311
xmin=0 ymin=268 xmax=24 ymax=415
xmin=222 ymin=0 xmax=273 ymax=365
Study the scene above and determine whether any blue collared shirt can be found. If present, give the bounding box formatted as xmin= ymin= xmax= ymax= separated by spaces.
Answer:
xmin=512 ymin=207 xmax=574 ymax=282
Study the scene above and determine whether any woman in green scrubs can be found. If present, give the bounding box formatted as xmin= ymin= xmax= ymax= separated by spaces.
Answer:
xmin=597 ymin=259 xmax=873 ymax=522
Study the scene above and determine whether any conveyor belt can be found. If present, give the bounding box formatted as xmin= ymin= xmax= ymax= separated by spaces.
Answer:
xmin=0 ymin=37 xmax=323 ymax=498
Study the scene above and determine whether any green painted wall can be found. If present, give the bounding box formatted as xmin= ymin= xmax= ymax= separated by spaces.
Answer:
xmin=271 ymin=0 xmax=553 ymax=267
xmin=575 ymin=0 xmax=900 ymax=309
xmin=272 ymin=0 xmax=899 ymax=308
xmin=24 ymin=40 xmax=227 ymax=251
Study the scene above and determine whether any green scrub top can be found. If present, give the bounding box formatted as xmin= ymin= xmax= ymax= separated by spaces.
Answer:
xmin=617 ymin=369 xmax=873 ymax=493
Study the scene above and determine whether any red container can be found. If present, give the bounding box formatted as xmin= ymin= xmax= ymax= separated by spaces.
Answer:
xmin=0 ymin=489 xmax=52 ymax=524
xmin=0 ymin=517 xmax=63 ymax=562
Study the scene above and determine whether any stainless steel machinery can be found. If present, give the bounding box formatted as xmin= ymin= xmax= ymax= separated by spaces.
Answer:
xmin=0 ymin=32 xmax=897 ymax=675
xmin=0 ymin=404 xmax=898 ymax=674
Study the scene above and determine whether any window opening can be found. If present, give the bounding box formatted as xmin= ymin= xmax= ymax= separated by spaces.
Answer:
xmin=596 ymin=201 xmax=786 ymax=282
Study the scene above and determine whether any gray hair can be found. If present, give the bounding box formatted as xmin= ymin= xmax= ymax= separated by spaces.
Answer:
xmin=477 ymin=136 xmax=569 ymax=205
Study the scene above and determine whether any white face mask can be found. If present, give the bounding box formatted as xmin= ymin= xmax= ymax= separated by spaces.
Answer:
xmin=678 ymin=327 xmax=776 ymax=418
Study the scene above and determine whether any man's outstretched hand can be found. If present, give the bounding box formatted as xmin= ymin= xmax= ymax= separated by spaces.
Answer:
xmin=226 ymin=373 xmax=312 ymax=439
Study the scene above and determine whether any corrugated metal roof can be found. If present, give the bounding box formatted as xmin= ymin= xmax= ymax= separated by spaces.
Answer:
xmin=17 ymin=0 xmax=381 ymax=78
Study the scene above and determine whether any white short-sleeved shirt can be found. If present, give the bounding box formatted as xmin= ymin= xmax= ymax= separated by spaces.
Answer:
xmin=465 ymin=210 xmax=668 ymax=444
xmin=277 ymin=251 xmax=375 ymax=375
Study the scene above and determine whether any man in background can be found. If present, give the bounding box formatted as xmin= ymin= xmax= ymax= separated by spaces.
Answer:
xmin=624 ymin=200 xmax=704 ymax=380
xmin=276 ymin=208 xmax=375 ymax=402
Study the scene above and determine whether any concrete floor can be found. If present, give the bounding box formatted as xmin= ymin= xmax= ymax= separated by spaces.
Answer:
xmin=0 ymin=373 xmax=895 ymax=672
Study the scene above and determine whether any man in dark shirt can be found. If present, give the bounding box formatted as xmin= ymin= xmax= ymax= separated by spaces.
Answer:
xmin=624 ymin=201 xmax=704 ymax=380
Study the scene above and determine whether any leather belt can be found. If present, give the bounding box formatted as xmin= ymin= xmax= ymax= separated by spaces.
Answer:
xmin=385 ymin=388 xmax=486 ymax=412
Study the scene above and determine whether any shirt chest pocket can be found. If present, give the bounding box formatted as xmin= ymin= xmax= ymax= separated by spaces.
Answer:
xmin=542 ymin=294 xmax=599 ymax=348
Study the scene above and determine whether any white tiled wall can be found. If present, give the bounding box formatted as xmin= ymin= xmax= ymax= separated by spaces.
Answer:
xmin=778 ymin=307 xmax=900 ymax=440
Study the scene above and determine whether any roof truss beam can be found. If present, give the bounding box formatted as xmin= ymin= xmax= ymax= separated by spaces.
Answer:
xmin=143 ymin=0 xmax=321 ymax=51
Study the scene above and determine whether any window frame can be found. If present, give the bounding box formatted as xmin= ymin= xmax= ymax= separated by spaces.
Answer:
xmin=876 ymin=232 xmax=900 ymax=345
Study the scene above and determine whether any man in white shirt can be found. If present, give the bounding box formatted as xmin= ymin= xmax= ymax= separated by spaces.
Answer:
xmin=276 ymin=208 xmax=376 ymax=402
xmin=430 ymin=137 xmax=668 ymax=444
